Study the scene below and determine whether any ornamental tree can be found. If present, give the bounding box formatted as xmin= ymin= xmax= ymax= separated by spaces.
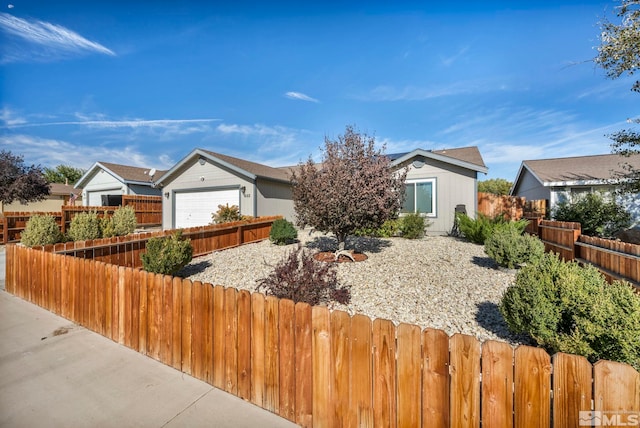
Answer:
xmin=596 ymin=0 xmax=640 ymax=193
xmin=0 ymin=150 xmax=50 ymax=205
xmin=291 ymin=125 xmax=407 ymax=254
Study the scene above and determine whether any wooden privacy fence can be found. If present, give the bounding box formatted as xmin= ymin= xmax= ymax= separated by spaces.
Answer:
xmin=477 ymin=192 xmax=525 ymax=220
xmin=61 ymin=195 xmax=162 ymax=232
xmin=0 ymin=196 xmax=162 ymax=244
xmin=34 ymin=217 xmax=280 ymax=269
xmin=0 ymin=211 xmax=63 ymax=244
xmin=6 ymin=244 xmax=640 ymax=427
xmin=538 ymin=220 xmax=640 ymax=288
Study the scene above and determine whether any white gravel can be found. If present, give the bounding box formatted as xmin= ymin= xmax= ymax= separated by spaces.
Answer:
xmin=179 ymin=230 xmax=532 ymax=346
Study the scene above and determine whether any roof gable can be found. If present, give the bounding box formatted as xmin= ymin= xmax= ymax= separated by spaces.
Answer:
xmin=75 ymin=161 xmax=164 ymax=188
xmin=389 ymin=146 xmax=488 ymax=173
xmin=155 ymin=148 xmax=290 ymax=186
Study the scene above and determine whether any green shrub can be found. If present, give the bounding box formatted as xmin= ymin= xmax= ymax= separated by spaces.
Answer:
xmin=20 ymin=214 xmax=62 ymax=247
xmin=553 ymin=192 xmax=631 ymax=237
xmin=140 ymin=230 xmax=193 ymax=275
xmin=256 ymin=245 xmax=350 ymax=305
xmin=354 ymin=219 xmax=401 ymax=238
xmin=485 ymin=227 xmax=544 ymax=269
xmin=111 ymin=205 xmax=137 ymax=236
xmin=456 ymin=213 xmax=527 ymax=244
xmin=68 ymin=210 xmax=102 ymax=241
xmin=500 ymin=253 xmax=640 ymax=370
xmin=400 ymin=213 xmax=427 ymax=239
xmin=269 ymin=218 xmax=298 ymax=245
xmin=212 ymin=204 xmax=242 ymax=224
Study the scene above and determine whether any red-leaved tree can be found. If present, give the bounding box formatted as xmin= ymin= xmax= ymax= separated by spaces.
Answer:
xmin=0 ymin=150 xmax=50 ymax=205
xmin=291 ymin=126 xmax=407 ymax=254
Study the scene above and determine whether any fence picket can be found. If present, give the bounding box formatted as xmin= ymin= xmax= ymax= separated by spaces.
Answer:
xmin=180 ymin=277 xmax=191 ymax=375
xmin=330 ymin=310 xmax=351 ymax=427
xmin=481 ymin=340 xmax=514 ymax=428
xmin=278 ymin=299 xmax=296 ymax=422
xmin=251 ymin=292 xmax=266 ymax=407
xmin=552 ymin=353 xmax=593 ymax=428
xmin=171 ymin=276 xmax=182 ymax=370
xmin=237 ymin=289 xmax=252 ymax=400
xmin=397 ymin=323 xmax=422 ymax=427
xmin=190 ymin=281 xmax=204 ymax=379
xmin=449 ymin=334 xmax=480 ymax=428
xmin=264 ymin=295 xmax=280 ymax=414
xmin=224 ymin=287 xmax=238 ymax=395
xmin=350 ymin=314 xmax=373 ymax=428
xmin=373 ymin=318 xmax=397 ymax=428
xmin=594 ymin=360 xmax=640 ymax=415
xmin=294 ymin=302 xmax=313 ymax=428
xmin=312 ymin=305 xmax=331 ymax=427
xmin=514 ymin=346 xmax=551 ymax=428
xmin=213 ymin=285 xmax=226 ymax=389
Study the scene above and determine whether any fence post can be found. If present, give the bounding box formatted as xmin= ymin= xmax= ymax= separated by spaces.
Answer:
xmin=2 ymin=215 xmax=7 ymax=245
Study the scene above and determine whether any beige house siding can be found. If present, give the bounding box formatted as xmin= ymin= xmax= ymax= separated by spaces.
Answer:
xmin=256 ymin=179 xmax=295 ymax=220
xmin=1 ymin=196 xmax=75 ymax=213
xmin=160 ymin=156 xmax=254 ymax=229
xmin=399 ymin=156 xmax=479 ymax=235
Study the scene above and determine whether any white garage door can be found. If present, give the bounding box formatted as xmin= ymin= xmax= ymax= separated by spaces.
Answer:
xmin=175 ymin=189 xmax=239 ymax=229
xmin=88 ymin=189 xmax=120 ymax=206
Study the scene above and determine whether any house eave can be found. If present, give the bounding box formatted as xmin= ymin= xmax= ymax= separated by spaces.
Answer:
xmin=390 ymin=149 xmax=488 ymax=174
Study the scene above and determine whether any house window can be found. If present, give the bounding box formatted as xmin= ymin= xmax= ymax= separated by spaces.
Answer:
xmin=402 ymin=179 xmax=436 ymax=216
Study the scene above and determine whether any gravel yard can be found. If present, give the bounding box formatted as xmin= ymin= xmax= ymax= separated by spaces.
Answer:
xmin=180 ymin=230 xmax=532 ymax=346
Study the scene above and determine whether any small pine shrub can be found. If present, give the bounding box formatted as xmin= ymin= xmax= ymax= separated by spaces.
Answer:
xmin=269 ymin=218 xmax=298 ymax=245
xmin=111 ymin=205 xmax=137 ymax=236
xmin=457 ymin=213 xmax=527 ymax=245
xmin=20 ymin=214 xmax=62 ymax=247
xmin=212 ymin=204 xmax=242 ymax=224
xmin=485 ymin=227 xmax=544 ymax=269
xmin=400 ymin=213 xmax=427 ymax=239
xmin=68 ymin=210 xmax=102 ymax=241
xmin=140 ymin=230 xmax=193 ymax=275
xmin=256 ymin=246 xmax=351 ymax=306
xmin=101 ymin=215 xmax=116 ymax=238
xmin=354 ymin=219 xmax=401 ymax=238
xmin=500 ymin=252 xmax=640 ymax=370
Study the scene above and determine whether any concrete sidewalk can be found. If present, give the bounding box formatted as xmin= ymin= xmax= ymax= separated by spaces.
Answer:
xmin=0 ymin=250 xmax=298 ymax=427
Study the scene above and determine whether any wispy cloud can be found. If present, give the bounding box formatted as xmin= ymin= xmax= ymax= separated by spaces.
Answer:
xmin=440 ymin=45 xmax=470 ymax=67
xmin=0 ymin=12 xmax=115 ymax=63
xmin=0 ymin=106 xmax=26 ymax=126
xmin=0 ymin=134 xmax=174 ymax=169
xmin=360 ymin=78 xmax=510 ymax=101
xmin=284 ymin=91 xmax=319 ymax=103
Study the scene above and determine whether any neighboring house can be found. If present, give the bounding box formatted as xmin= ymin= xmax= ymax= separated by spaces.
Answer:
xmin=388 ymin=147 xmax=488 ymax=234
xmin=154 ymin=149 xmax=294 ymax=229
xmin=510 ymin=153 xmax=640 ymax=223
xmin=1 ymin=182 xmax=82 ymax=213
xmin=75 ymin=161 xmax=165 ymax=206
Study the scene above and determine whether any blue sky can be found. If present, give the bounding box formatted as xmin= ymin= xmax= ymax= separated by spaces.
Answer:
xmin=0 ymin=1 xmax=637 ymax=181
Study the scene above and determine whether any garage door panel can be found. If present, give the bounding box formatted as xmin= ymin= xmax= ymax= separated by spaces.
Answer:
xmin=175 ymin=189 xmax=239 ymax=228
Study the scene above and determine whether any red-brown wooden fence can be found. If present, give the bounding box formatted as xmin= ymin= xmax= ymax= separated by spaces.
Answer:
xmin=1 ymin=196 xmax=162 ymax=244
xmin=477 ymin=192 xmax=525 ymax=220
xmin=537 ymin=220 xmax=640 ymax=289
xmin=34 ymin=217 xmax=280 ymax=268
xmin=5 ymin=244 xmax=640 ymax=427
xmin=0 ymin=211 xmax=64 ymax=244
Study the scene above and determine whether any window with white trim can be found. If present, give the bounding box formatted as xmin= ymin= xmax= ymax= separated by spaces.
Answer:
xmin=402 ymin=179 xmax=436 ymax=216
